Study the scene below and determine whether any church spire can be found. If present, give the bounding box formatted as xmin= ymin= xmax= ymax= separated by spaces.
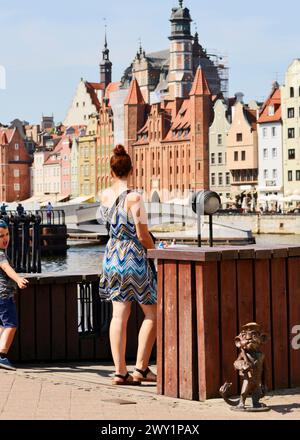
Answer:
xmin=100 ymin=23 xmax=112 ymax=88
xmin=179 ymin=0 xmax=183 ymax=8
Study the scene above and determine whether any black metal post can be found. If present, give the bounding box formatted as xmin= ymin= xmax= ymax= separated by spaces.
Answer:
xmin=209 ymin=214 xmax=213 ymax=247
xmin=197 ymin=204 xmax=201 ymax=247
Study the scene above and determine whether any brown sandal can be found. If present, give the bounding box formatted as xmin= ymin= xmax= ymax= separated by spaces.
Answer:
xmin=133 ymin=367 xmax=157 ymax=383
xmin=112 ymin=372 xmax=140 ymax=386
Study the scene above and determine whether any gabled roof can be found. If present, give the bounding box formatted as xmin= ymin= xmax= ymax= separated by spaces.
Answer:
xmin=257 ymin=87 xmax=281 ymax=124
xmin=189 ymin=67 xmax=211 ymax=96
xmin=124 ymin=79 xmax=145 ymax=105
xmin=244 ymin=108 xmax=257 ymax=131
xmin=85 ymin=82 xmax=104 ymax=110
xmin=0 ymin=128 xmax=15 ymax=144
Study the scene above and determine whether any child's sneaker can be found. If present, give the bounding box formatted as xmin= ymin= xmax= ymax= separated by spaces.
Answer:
xmin=0 ymin=357 xmax=16 ymax=371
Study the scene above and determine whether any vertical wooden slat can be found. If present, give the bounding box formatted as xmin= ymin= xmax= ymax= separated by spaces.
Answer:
xmin=178 ymin=262 xmax=196 ymax=400
xmin=271 ymin=258 xmax=289 ymax=389
xmin=36 ymin=283 xmax=51 ymax=361
xmin=79 ymin=337 xmax=94 ymax=360
xmin=254 ymin=258 xmax=273 ymax=390
xmin=19 ymin=285 xmax=36 ymax=361
xmin=164 ymin=261 xmax=178 ymax=398
xmin=220 ymin=260 xmax=238 ymax=395
xmin=51 ymin=283 xmax=66 ymax=360
xmin=288 ymin=257 xmax=300 ymax=387
xmin=236 ymin=260 xmax=254 ymax=329
xmin=196 ymin=261 xmax=220 ymax=400
xmin=65 ymin=283 xmax=79 ymax=360
xmin=157 ymin=260 xmax=164 ymax=395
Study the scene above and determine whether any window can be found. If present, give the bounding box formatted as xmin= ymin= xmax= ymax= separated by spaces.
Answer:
xmin=264 ymin=170 xmax=268 ymax=179
xmin=263 ymin=128 xmax=267 ymax=138
xmin=218 ymin=173 xmax=223 ymax=185
xmin=263 ymin=149 xmax=268 ymax=159
xmin=268 ymin=105 xmax=274 ymax=116
xmin=288 ymin=149 xmax=295 ymax=160
xmin=218 ymin=152 xmax=222 ymax=164
xmin=288 ymin=128 xmax=295 ymax=138
xmin=273 ymin=169 xmax=278 ymax=179
xmin=211 ymin=153 xmax=215 ymax=164
xmin=241 ymin=151 xmax=246 ymax=161
xmin=288 ymin=108 xmax=295 ymax=118
xmin=15 ymin=143 xmax=19 ymax=150
xmin=234 ymin=151 xmax=238 ymax=161
xmin=170 ymin=167 xmax=172 ymax=175
xmin=14 ymin=183 xmax=20 ymax=191
xmin=211 ymin=173 xmax=215 ymax=186
xmin=272 ymin=148 xmax=277 ymax=158
xmin=226 ymin=173 xmax=230 ymax=185
xmin=14 ymin=169 xmax=20 ymax=178
xmin=236 ymin=133 xmax=243 ymax=142
xmin=296 ymin=170 xmax=300 ymax=181
xmin=14 ymin=155 xmax=19 ymax=161
xmin=290 ymin=87 xmax=294 ymax=98
xmin=83 ymin=102 xmax=85 ymax=107
xmin=288 ymin=170 xmax=293 ymax=181
xmin=217 ymin=134 xmax=222 ymax=145
xmin=272 ymin=127 xmax=276 ymax=137
xmin=170 ymin=151 xmax=172 ymax=159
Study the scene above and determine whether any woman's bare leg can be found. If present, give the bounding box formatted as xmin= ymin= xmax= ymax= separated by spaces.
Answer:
xmin=135 ymin=304 xmax=157 ymax=377
xmin=109 ymin=301 xmax=132 ymax=379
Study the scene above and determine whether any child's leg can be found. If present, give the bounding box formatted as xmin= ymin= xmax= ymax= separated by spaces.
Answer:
xmin=0 ymin=327 xmax=17 ymax=354
xmin=0 ymin=297 xmax=18 ymax=355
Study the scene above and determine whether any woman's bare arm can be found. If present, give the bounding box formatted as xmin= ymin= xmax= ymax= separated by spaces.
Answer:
xmin=128 ymin=193 xmax=155 ymax=250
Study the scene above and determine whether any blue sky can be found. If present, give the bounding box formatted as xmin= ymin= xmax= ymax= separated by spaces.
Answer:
xmin=0 ymin=0 xmax=299 ymax=125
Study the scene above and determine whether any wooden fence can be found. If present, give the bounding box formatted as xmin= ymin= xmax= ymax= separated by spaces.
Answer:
xmin=148 ymin=245 xmax=300 ymax=401
xmin=9 ymin=273 xmax=143 ymax=363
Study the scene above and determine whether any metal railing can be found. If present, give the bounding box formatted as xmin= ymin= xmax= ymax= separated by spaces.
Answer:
xmin=0 ymin=212 xmax=42 ymax=273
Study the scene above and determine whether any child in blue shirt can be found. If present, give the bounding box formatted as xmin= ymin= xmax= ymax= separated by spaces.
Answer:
xmin=0 ymin=220 xmax=28 ymax=370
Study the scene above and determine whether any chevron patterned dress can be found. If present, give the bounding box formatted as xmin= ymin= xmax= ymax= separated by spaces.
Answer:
xmin=99 ymin=194 xmax=157 ymax=305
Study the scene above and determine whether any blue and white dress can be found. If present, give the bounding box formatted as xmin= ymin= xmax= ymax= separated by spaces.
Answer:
xmin=99 ymin=193 xmax=157 ymax=305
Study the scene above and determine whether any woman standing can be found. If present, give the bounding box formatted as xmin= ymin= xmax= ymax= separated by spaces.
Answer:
xmin=99 ymin=145 xmax=157 ymax=385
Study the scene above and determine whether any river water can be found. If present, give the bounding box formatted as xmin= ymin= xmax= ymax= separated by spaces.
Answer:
xmin=41 ymin=235 xmax=300 ymax=274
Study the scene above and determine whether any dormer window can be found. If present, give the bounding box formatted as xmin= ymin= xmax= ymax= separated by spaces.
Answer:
xmin=268 ymin=105 xmax=274 ymax=116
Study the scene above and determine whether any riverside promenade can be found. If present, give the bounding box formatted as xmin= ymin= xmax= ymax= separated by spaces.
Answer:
xmin=0 ymin=363 xmax=299 ymax=420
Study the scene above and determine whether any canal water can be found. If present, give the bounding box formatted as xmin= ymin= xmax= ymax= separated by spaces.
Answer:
xmin=41 ymin=235 xmax=300 ymax=274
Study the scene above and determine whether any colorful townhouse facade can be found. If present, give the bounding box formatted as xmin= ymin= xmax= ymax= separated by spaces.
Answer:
xmin=227 ymin=101 xmax=259 ymax=205
xmin=0 ymin=127 xmax=32 ymax=202
xmin=257 ymin=83 xmax=283 ymax=210
xmin=281 ymin=59 xmax=300 ymax=201
xmin=209 ymin=98 xmax=232 ymax=205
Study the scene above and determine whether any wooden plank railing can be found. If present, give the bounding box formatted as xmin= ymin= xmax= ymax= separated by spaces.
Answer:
xmin=148 ymin=245 xmax=300 ymax=401
xmin=9 ymin=273 xmax=143 ymax=363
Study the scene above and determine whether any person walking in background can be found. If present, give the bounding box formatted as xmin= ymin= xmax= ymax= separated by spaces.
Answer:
xmin=46 ymin=202 xmax=53 ymax=224
xmin=0 ymin=203 xmax=8 ymax=216
xmin=99 ymin=145 xmax=157 ymax=385
xmin=16 ymin=203 xmax=25 ymax=216
xmin=0 ymin=220 xmax=29 ymax=370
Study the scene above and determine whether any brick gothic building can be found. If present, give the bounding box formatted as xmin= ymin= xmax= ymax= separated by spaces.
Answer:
xmin=124 ymin=67 xmax=213 ymax=202
xmin=0 ymin=128 xmax=32 ymax=202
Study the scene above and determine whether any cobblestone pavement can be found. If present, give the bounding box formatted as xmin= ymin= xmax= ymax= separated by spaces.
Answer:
xmin=0 ymin=363 xmax=299 ymax=420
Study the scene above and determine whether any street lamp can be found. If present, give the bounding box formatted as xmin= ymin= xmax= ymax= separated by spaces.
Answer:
xmin=192 ymin=190 xmax=221 ymax=247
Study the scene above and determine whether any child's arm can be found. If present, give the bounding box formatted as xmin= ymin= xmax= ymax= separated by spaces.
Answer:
xmin=0 ymin=262 xmax=29 ymax=289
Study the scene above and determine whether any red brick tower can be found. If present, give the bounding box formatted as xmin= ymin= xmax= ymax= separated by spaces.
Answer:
xmin=124 ymin=79 xmax=147 ymax=187
xmin=189 ymin=66 xmax=212 ymax=190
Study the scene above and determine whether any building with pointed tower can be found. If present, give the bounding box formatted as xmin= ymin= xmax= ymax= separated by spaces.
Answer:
xmin=124 ymin=66 xmax=213 ymax=202
xmin=64 ymin=33 xmax=113 ymax=127
xmin=120 ymin=0 xmax=226 ymax=104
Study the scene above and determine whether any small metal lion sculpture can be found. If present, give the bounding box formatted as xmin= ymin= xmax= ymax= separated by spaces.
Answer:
xmin=219 ymin=322 xmax=270 ymax=411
